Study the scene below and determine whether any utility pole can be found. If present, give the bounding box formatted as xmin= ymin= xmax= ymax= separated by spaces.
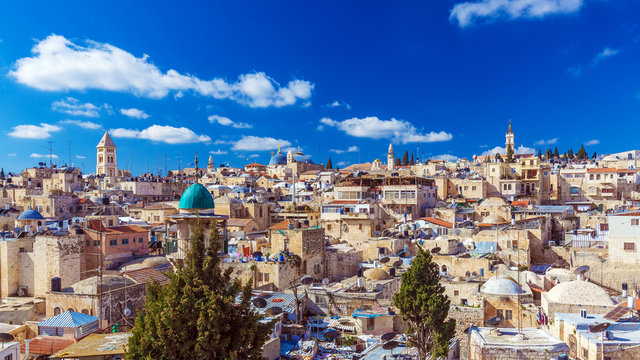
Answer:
xmin=48 ymin=141 xmax=54 ymax=167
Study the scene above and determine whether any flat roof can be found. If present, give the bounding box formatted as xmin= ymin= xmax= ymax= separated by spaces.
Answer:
xmin=471 ymin=327 xmax=567 ymax=350
xmin=555 ymin=313 xmax=640 ymax=345
xmin=51 ymin=333 xmax=131 ymax=358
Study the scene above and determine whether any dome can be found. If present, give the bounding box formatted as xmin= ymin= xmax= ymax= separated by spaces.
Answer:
xmin=483 ymin=214 xmax=506 ymax=224
xmin=68 ymin=275 xmax=136 ymax=294
xmin=364 ymin=268 xmax=391 ymax=281
xmin=17 ymin=207 xmax=44 ymax=220
xmin=178 ymin=183 xmax=215 ymax=210
xmin=545 ymin=279 xmax=615 ymax=306
xmin=481 ymin=275 xmax=525 ymax=296
xmin=480 ymin=197 xmax=508 ymax=207
xmin=269 ymin=152 xmax=287 ymax=166
xmin=293 ymin=154 xmax=314 ymax=164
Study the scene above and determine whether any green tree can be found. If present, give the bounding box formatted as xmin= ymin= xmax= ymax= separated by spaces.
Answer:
xmin=394 ymin=248 xmax=455 ymax=360
xmin=410 ymin=153 xmax=415 ymax=165
xmin=505 ymin=144 xmax=514 ymax=163
xmin=592 ymin=152 xmax=597 ymax=159
xmin=537 ymin=149 xmax=542 ymax=160
xmin=576 ymin=144 xmax=587 ymax=160
xmin=545 ymin=149 xmax=553 ymax=160
xmin=494 ymin=153 xmax=502 ymax=162
xmin=0 ymin=168 xmax=4 ymax=180
xmin=554 ymin=147 xmax=560 ymax=158
xmin=395 ymin=158 xmax=402 ymax=167
xmin=326 ymin=158 xmax=333 ymax=170
xmin=127 ymin=220 xmax=272 ymax=360
xmin=568 ymin=149 xmax=574 ymax=160
xmin=402 ymin=150 xmax=409 ymax=166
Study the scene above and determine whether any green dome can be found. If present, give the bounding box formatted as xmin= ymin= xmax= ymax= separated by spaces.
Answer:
xmin=178 ymin=183 xmax=215 ymax=210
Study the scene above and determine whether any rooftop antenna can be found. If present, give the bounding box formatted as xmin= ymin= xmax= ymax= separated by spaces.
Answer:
xmin=48 ymin=141 xmax=54 ymax=167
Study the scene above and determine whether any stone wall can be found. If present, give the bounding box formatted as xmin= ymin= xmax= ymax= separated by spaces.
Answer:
xmin=325 ymin=249 xmax=362 ymax=282
xmin=448 ymin=305 xmax=484 ymax=360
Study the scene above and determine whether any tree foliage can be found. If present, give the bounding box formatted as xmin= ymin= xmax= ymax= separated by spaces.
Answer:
xmin=410 ymin=153 xmax=415 ymax=165
xmin=395 ymin=158 xmax=401 ymax=167
xmin=554 ymin=147 xmax=560 ymax=158
xmin=127 ymin=220 xmax=272 ymax=360
xmin=402 ymin=150 xmax=409 ymax=166
xmin=393 ymin=248 xmax=455 ymax=360
xmin=505 ymin=144 xmax=514 ymax=163
xmin=576 ymin=144 xmax=587 ymax=160
xmin=326 ymin=158 xmax=333 ymax=170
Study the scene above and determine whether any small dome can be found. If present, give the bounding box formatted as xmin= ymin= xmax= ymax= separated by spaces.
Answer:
xmin=269 ymin=152 xmax=287 ymax=166
xmin=178 ymin=183 xmax=215 ymax=210
xmin=17 ymin=207 xmax=44 ymax=220
xmin=364 ymin=268 xmax=391 ymax=281
xmin=480 ymin=197 xmax=508 ymax=207
xmin=483 ymin=214 xmax=506 ymax=224
xmin=545 ymin=279 xmax=615 ymax=306
xmin=481 ymin=275 xmax=525 ymax=296
xmin=68 ymin=275 xmax=136 ymax=294
xmin=293 ymin=154 xmax=314 ymax=164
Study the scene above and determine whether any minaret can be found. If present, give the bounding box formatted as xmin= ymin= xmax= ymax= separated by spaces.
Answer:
xmin=207 ymin=155 xmax=214 ymax=173
xmin=96 ymin=131 xmax=118 ymax=177
xmin=387 ymin=143 xmax=395 ymax=171
xmin=505 ymin=119 xmax=515 ymax=149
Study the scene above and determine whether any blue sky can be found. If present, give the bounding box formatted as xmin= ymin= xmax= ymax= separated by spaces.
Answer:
xmin=1 ymin=1 xmax=639 ymax=174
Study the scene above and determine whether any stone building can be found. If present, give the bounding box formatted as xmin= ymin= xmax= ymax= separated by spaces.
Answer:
xmin=480 ymin=275 xmax=537 ymax=328
xmin=607 ymin=211 xmax=640 ymax=265
xmin=84 ymin=220 xmax=149 ymax=270
xmin=268 ymin=220 xmax=325 ymax=279
xmin=469 ymin=327 xmax=568 ymax=360
xmin=541 ymin=278 xmax=616 ymax=316
xmin=96 ymin=131 xmax=118 ymax=177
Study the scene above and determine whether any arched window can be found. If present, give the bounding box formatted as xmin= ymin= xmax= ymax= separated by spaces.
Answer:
xmin=53 ymin=307 xmax=61 ymax=316
xmin=441 ymin=265 xmax=448 ymax=275
xmin=68 ymin=308 xmax=75 ymax=313
xmin=81 ymin=309 xmax=90 ymax=315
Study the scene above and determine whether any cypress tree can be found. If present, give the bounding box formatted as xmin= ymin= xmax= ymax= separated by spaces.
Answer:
xmin=537 ymin=149 xmax=542 ymax=160
xmin=326 ymin=158 xmax=333 ymax=169
xmin=410 ymin=153 xmax=415 ymax=165
xmin=394 ymin=247 xmax=455 ymax=359
xmin=505 ymin=145 xmax=515 ymax=163
xmin=127 ymin=220 xmax=272 ymax=359
xmin=576 ymin=144 xmax=587 ymax=160
xmin=554 ymin=147 xmax=560 ymax=158
xmin=592 ymin=152 xmax=597 ymax=159
xmin=402 ymin=150 xmax=409 ymax=166
xmin=568 ymin=149 xmax=574 ymax=160
xmin=395 ymin=158 xmax=402 ymax=167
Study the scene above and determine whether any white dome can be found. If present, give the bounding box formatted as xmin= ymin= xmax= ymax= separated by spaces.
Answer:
xmin=481 ymin=275 xmax=525 ymax=296
xmin=546 ymin=280 xmax=615 ymax=306
xmin=483 ymin=214 xmax=506 ymax=224
xmin=480 ymin=197 xmax=508 ymax=207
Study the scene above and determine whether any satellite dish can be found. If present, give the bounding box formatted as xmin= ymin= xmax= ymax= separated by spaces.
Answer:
xmin=486 ymin=316 xmax=503 ymax=327
xmin=381 ymin=331 xmax=396 ymax=341
xmin=252 ymin=251 xmax=263 ymax=258
xmin=301 ymin=275 xmax=313 ymax=285
xmin=431 ymin=247 xmax=441 ymax=254
xmin=322 ymin=328 xmax=339 ymax=341
xmin=574 ymin=265 xmax=590 ymax=276
xmin=380 ymin=256 xmax=390 ymax=264
xmin=392 ymin=259 xmax=403 ymax=268
xmin=123 ymin=308 xmax=131 ymax=317
xmin=322 ymin=278 xmax=330 ymax=286
xmin=253 ymin=297 xmax=268 ymax=309
xmin=382 ymin=340 xmax=399 ymax=350
xmin=269 ymin=306 xmax=283 ymax=315
xmin=589 ymin=322 xmax=610 ymax=333
xmin=0 ymin=333 xmax=13 ymax=342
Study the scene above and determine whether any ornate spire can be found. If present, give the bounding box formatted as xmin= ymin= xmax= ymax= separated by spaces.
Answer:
xmin=507 ymin=119 xmax=513 ymax=134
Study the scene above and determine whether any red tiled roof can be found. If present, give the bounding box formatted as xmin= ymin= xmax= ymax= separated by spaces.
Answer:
xmin=512 ymin=200 xmax=529 ymax=206
xmin=245 ymin=163 xmax=266 ymax=168
xmin=21 ymin=337 xmax=74 ymax=355
xmin=269 ymin=219 xmax=309 ymax=230
xmin=123 ymin=267 xmax=169 ymax=285
xmin=87 ymin=219 xmax=108 ymax=232
xmin=587 ymin=168 xmax=618 ymax=173
xmin=329 ymin=200 xmax=360 ymax=205
xmin=107 ymin=225 xmax=148 ymax=234
xmin=420 ymin=217 xmax=453 ymax=229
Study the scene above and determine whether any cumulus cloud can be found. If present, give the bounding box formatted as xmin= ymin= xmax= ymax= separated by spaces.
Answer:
xmin=450 ymin=0 xmax=583 ymax=28
xmin=585 ymin=139 xmax=600 ymax=146
xmin=9 ymin=123 xmax=62 ymax=139
xmin=110 ymin=125 xmax=211 ymax=144
xmin=320 ymin=117 xmax=452 ymax=144
xmin=52 ymin=97 xmax=101 ymax=117
xmin=329 ymin=146 xmax=360 ymax=154
xmin=120 ymin=108 xmax=150 ymax=119
xmin=480 ymin=145 xmax=535 ymax=156
xmin=337 ymin=161 xmax=348 ymax=167
xmin=432 ymin=154 xmax=459 ymax=161
xmin=534 ymin=138 xmax=558 ymax=145
xmin=326 ymin=100 xmax=351 ymax=109
xmin=59 ymin=119 xmax=102 ymax=130
xmin=593 ymin=47 xmax=620 ymax=65
xmin=209 ymin=149 xmax=228 ymax=155
xmin=208 ymin=115 xmax=252 ymax=129
xmin=10 ymin=34 xmax=313 ymax=107
xmin=231 ymin=136 xmax=292 ymax=151
xmin=30 ymin=153 xmax=59 ymax=159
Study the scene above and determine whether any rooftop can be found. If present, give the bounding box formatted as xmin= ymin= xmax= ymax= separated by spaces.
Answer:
xmin=51 ymin=333 xmax=131 ymax=358
xmin=471 ymin=327 xmax=568 ymax=351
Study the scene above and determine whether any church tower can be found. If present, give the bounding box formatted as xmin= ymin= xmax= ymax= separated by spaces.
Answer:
xmin=505 ymin=119 xmax=515 ymax=149
xmin=96 ymin=131 xmax=118 ymax=177
xmin=387 ymin=143 xmax=395 ymax=171
xmin=207 ymin=155 xmax=214 ymax=173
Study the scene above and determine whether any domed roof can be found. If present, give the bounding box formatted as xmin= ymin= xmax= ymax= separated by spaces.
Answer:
xmin=545 ymin=279 xmax=615 ymax=306
xmin=364 ymin=268 xmax=391 ymax=281
xmin=178 ymin=183 xmax=215 ymax=210
xmin=481 ymin=275 xmax=525 ymax=296
xmin=17 ymin=207 xmax=44 ymax=220
xmin=269 ymin=151 xmax=287 ymax=165
xmin=293 ymin=154 xmax=314 ymax=164
xmin=483 ymin=214 xmax=506 ymax=224
xmin=480 ymin=197 xmax=508 ymax=207
xmin=68 ymin=275 xmax=136 ymax=294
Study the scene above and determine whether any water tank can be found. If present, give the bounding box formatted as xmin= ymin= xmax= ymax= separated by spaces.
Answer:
xmin=279 ymin=254 xmax=285 ymax=262
xmin=51 ymin=277 xmax=62 ymax=292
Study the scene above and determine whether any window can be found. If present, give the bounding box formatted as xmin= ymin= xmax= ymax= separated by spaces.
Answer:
xmin=358 ymin=224 xmax=363 ymax=231
xmin=54 ymin=307 xmax=61 ymax=315
xmin=122 ymin=238 xmax=129 ymax=245
xmin=472 ymin=186 xmax=477 ymax=191
xmin=367 ymin=317 xmax=374 ymax=330
xmin=632 ymin=219 xmax=640 ymax=226
xmin=600 ymin=224 xmax=609 ymax=231
xmin=86 ymin=240 xmax=90 ymax=247
xmin=263 ymin=273 xmax=269 ymax=282
xmin=454 ymin=290 xmax=459 ymax=296
xmin=110 ymin=239 xmax=117 ymax=246
xmin=5 ymin=354 xmax=13 ymax=360
xmin=327 ymin=224 xmax=332 ymax=231
xmin=139 ymin=237 xmax=144 ymax=243
xmin=505 ymin=310 xmax=512 ymax=320
xmin=582 ymin=348 xmax=588 ymax=358
xmin=496 ymin=309 xmax=504 ymax=319
xmin=624 ymin=242 xmax=635 ymax=251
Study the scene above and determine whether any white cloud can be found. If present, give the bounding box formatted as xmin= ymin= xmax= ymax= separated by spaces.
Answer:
xmin=76 ymin=155 xmax=86 ymax=159
xmin=327 ymin=100 xmax=351 ymax=109
xmin=59 ymin=119 xmax=102 ymax=130
xmin=593 ymin=47 xmax=620 ymax=65
xmin=432 ymin=154 xmax=459 ymax=161
xmin=320 ymin=116 xmax=452 ymax=144
xmin=248 ymin=154 xmax=260 ymax=158
xmin=480 ymin=145 xmax=535 ymax=156
xmin=329 ymin=146 xmax=360 ymax=154
xmin=110 ymin=125 xmax=211 ymax=144
xmin=30 ymin=153 xmax=59 ymax=159
xmin=9 ymin=123 xmax=62 ymax=139
xmin=585 ymin=139 xmax=600 ymax=146
xmin=534 ymin=137 xmax=558 ymax=145
xmin=209 ymin=149 xmax=228 ymax=155
xmin=214 ymin=139 xmax=230 ymax=145
xmin=207 ymin=115 xmax=252 ymax=129
xmin=231 ymin=136 xmax=292 ymax=151
xmin=7 ymin=153 xmax=17 ymax=157
xmin=11 ymin=34 xmax=314 ymax=107
xmin=51 ymin=97 xmax=101 ymax=117
xmin=450 ymin=0 xmax=583 ymax=28
xmin=337 ymin=161 xmax=348 ymax=167
xmin=120 ymin=108 xmax=150 ymax=119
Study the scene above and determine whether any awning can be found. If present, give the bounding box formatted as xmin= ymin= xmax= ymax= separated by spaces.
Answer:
xmin=328 ymin=319 xmax=355 ymax=332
